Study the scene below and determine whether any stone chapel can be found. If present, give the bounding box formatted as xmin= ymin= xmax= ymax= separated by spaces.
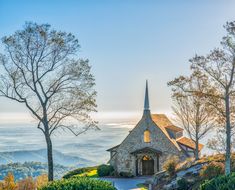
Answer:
xmin=107 ymin=81 xmax=203 ymax=176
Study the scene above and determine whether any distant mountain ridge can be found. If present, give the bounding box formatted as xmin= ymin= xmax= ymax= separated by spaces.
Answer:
xmin=0 ymin=149 xmax=96 ymax=167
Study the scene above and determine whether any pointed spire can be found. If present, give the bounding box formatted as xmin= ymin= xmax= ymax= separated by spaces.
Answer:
xmin=144 ymin=80 xmax=150 ymax=111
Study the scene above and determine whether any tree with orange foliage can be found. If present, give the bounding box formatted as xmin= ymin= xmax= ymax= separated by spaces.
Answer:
xmin=0 ymin=173 xmax=17 ymax=190
xmin=35 ymin=174 xmax=48 ymax=189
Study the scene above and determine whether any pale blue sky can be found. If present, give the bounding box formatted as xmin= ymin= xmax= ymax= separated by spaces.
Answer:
xmin=0 ymin=0 xmax=235 ymax=122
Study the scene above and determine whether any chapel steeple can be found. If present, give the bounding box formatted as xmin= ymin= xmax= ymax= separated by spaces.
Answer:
xmin=143 ymin=80 xmax=150 ymax=115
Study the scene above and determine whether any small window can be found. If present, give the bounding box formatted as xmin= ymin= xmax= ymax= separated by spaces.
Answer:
xmin=144 ymin=130 xmax=151 ymax=143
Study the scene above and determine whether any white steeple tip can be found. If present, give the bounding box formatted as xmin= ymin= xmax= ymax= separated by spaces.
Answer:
xmin=144 ymin=80 xmax=150 ymax=111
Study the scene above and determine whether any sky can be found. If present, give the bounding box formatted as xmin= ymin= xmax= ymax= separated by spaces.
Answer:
xmin=0 ymin=0 xmax=235 ymax=123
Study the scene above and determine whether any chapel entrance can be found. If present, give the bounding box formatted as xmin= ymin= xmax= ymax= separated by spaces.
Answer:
xmin=142 ymin=155 xmax=154 ymax=175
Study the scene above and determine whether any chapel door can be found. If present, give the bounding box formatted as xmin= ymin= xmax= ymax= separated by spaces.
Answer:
xmin=142 ymin=155 xmax=154 ymax=175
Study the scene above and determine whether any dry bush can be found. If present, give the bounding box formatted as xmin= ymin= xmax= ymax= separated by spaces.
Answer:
xmin=163 ymin=156 xmax=179 ymax=176
xmin=17 ymin=177 xmax=36 ymax=190
xmin=177 ymin=157 xmax=195 ymax=171
xmin=200 ymin=161 xmax=224 ymax=180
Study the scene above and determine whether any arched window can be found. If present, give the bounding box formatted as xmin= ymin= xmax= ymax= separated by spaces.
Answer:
xmin=144 ymin=130 xmax=151 ymax=143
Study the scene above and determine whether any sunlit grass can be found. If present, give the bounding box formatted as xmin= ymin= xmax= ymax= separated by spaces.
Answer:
xmin=137 ymin=183 xmax=148 ymax=190
xmin=77 ymin=169 xmax=98 ymax=178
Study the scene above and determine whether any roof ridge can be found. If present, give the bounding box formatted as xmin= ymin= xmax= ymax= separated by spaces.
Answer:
xmin=176 ymin=136 xmax=184 ymax=140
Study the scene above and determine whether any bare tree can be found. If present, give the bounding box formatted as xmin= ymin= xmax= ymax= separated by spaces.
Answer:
xmin=207 ymin=100 xmax=235 ymax=154
xmin=207 ymin=129 xmax=234 ymax=154
xmin=190 ymin=21 xmax=235 ymax=175
xmin=168 ymin=71 xmax=215 ymax=160
xmin=0 ymin=22 xmax=97 ymax=181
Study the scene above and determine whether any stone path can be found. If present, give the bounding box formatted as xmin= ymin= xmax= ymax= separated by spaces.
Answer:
xmin=100 ymin=177 xmax=150 ymax=190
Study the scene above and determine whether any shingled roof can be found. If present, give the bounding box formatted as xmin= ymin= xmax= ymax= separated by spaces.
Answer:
xmin=176 ymin=137 xmax=204 ymax=151
xmin=151 ymin=114 xmax=182 ymax=151
xmin=151 ymin=114 xmax=203 ymax=152
xmin=151 ymin=114 xmax=183 ymax=132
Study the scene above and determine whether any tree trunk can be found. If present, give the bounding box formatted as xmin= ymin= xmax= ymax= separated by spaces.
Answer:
xmin=225 ymin=95 xmax=231 ymax=175
xmin=195 ymin=138 xmax=199 ymax=160
xmin=45 ymin=131 xmax=54 ymax=181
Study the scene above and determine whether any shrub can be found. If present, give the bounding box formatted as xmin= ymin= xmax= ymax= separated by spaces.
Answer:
xmin=97 ymin=165 xmax=114 ymax=177
xmin=177 ymin=178 xmax=189 ymax=190
xmin=163 ymin=156 xmax=179 ymax=176
xmin=177 ymin=179 xmax=188 ymax=190
xmin=119 ymin=172 xmax=134 ymax=178
xmin=40 ymin=177 xmax=116 ymax=190
xmin=63 ymin=166 xmax=98 ymax=179
xmin=200 ymin=161 xmax=224 ymax=180
xmin=199 ymin=173 xmax=235 ymax=190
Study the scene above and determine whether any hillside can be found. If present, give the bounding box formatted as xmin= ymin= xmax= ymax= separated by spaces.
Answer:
xmin=0 ymin=161 xmax=72 ymax=180
xmin=151 ymin=154 xmax=235 ymax=190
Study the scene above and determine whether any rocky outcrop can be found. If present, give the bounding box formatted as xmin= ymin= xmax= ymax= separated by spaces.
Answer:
xmin=151 ymin=162 xmax=207 ymax=190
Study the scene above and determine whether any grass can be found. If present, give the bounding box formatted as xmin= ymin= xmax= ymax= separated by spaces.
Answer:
xmin=63 ymin=166 xmax=98 ymax=179
xmin=77 ymin=169 xmax=98 ymax=178
xmin=137 ymin=183 xmax=148 ymax=190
